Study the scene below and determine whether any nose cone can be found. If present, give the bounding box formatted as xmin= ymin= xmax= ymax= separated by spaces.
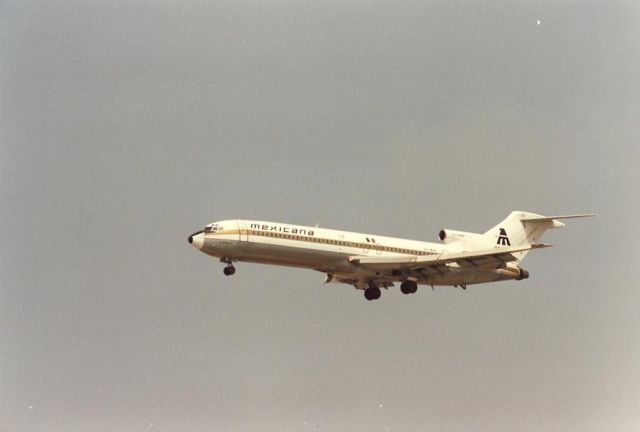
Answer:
xmin=188 ymin=231 xmax=205 ymax=250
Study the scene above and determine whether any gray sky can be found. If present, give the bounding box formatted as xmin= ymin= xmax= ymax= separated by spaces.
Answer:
xmin=2 ymin=1 xmax=639 ymax=431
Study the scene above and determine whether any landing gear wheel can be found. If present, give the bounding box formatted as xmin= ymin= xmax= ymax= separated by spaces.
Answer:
xmin=364 ymin=287 xmax=381 ymax=301
xmin=400 ymin=280 xmax=418 ymax=294
xmin=223 ymin=265 xmax=236 ymax=276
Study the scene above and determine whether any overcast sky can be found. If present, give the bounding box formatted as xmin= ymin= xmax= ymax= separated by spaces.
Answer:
xmin=2 ymin=1 xmax=639 ymax=431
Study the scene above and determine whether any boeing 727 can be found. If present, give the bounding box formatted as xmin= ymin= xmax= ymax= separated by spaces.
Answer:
xmin=188 ymin=211 xmax=594 ymax=300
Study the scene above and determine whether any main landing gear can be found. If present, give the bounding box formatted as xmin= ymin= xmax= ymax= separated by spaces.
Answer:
xmin=400 ymin=280 xmax=418 ymax=295
xmin=364 ymin=286 xmax=381 ymax=301
xmin=363 ymin=280 xmax=418 ymax=300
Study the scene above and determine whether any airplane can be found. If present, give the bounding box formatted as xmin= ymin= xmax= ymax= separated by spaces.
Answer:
xmin=188 ymin=211 xmax=594 ymax=300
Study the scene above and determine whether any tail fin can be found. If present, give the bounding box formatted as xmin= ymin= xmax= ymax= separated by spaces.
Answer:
xmin=484 ymin=211 xmax=595 ymax=262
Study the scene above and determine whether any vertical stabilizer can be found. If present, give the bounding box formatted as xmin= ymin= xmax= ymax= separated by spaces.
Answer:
xmin=484 ymin=211 xmax=595 ymax=262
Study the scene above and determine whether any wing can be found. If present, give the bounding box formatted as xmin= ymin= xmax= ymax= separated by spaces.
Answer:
xmin=348 ymin=243 xmax=550 ymax=274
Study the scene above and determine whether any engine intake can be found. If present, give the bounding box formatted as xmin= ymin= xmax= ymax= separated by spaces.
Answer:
xmin=438 ymin=229 xmax=486 ymax=247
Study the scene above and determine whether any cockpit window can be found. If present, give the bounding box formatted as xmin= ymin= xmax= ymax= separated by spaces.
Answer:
xmin=204 ymin=224 xmax=223 ymax=234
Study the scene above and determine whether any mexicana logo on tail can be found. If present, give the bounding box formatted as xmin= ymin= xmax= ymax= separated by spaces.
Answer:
xmin=497 ymin=228 xmax=511 ymax=246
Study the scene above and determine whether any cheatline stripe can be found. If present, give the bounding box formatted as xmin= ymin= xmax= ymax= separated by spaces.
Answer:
xmin=206 ymin=229 xmax=434 ymax=256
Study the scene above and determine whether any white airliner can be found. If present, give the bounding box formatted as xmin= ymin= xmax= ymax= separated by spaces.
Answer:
xmin=188 ymin=211 xmax=594 ymax=300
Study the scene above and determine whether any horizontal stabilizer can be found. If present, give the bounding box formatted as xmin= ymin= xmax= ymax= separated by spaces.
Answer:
xmin=520 ymin=214 xmax=596 ymax=222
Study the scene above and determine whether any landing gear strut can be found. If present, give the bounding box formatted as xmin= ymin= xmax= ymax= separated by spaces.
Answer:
xmin=400 ymin=280 xmax=418 ymax=295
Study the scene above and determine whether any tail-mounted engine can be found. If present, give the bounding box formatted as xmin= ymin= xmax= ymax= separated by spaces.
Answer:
xmin=516 ymin=268 xmax=529 ymax=280
xmin=493 ymin=267 xmax=530 ymax=280
xmin=438 ymin=229 xmax=487 ymax=249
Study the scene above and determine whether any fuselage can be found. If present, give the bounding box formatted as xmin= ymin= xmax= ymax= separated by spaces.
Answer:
xmin=188 ymin=219 xmax=512 ymax=287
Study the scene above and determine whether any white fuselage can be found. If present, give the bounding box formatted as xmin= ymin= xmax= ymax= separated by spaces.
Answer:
xmin=188 ymin=219 xmax=512 ymax=287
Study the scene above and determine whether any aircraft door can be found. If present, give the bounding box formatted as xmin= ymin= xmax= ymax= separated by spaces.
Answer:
xmin=238 ymin=223 xmax=249 ymax=242
xmin=363 ymin=237 xmax=380 ymax=254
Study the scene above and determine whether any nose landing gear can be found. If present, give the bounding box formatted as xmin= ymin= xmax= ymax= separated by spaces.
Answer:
xmin=223 ymin=265 xmax=236 ymax=276
xmin=220 ymin=258 xmax=236 ymax=276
